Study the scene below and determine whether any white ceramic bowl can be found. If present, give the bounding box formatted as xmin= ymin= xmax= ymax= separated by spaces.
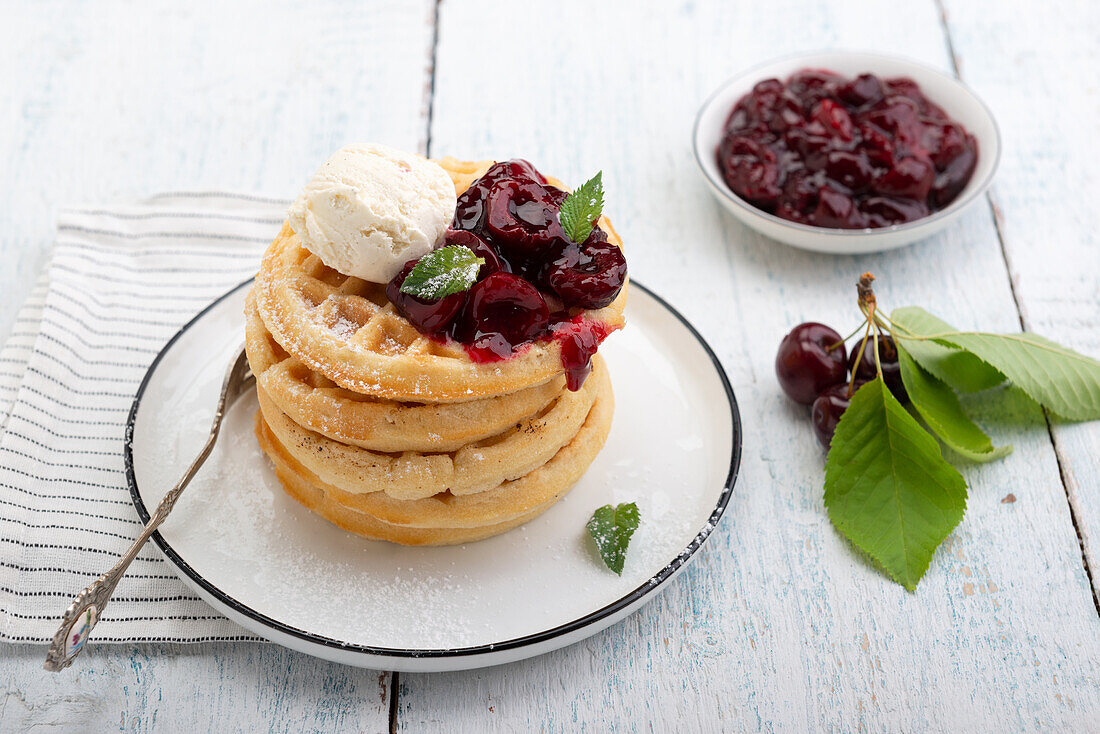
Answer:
xmin=693 ymin=51 xmax=1001 ymax=254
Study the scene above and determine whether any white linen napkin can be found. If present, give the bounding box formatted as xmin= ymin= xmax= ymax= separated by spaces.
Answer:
xmin=0 ymin=192 xmax=298 ymax=643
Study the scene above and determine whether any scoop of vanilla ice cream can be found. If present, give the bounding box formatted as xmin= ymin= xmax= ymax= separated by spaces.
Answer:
xmin=287 ymin=144 xmax=457 ymax=283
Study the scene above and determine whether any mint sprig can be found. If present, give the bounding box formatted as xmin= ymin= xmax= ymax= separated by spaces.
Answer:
xmin=559 ymin=171 xmax=604 ymax=244
xmin=818 ymin=274 xmax=1100 ymax=591
xmin=399 ymin=245 xmax=484 ymax=301
xmin=586 ymin=502 xmax=639 ymax=575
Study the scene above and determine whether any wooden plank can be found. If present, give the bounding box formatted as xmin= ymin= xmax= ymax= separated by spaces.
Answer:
xmin=0 ymin=643 xmax=391 ymax=732
xmin=0 ymin=1 xmax=437 ymax=730
xmin=939 ymin=0 xmax=1100 ymax=601
xmin=0 ymin=0 xmax=437 ymax=341
xmin=403 ymin=0 xmax=1100 ymax=729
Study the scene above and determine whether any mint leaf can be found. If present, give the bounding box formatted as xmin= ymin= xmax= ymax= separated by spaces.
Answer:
xmin=824 ymin=379 xmax=968 ymax=591
xmin=559 ymin=171 xmax=604 ymax=244
xmin=586 ymin=502 xmax=639 ymax=575
xmin=897 ymin=344 xmax=1012 ymax=463
xmin=399 ymin=245 xmax=484 ymax=300
xmin=892 ymin=306 xmax=1100 ymax=420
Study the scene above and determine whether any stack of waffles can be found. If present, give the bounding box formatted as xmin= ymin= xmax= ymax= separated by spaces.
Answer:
xmin=245 ymin=159 xmax=627 ymax=545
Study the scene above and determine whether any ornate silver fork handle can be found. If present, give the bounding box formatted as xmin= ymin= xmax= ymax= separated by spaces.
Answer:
xmin=44 ymin=345 xmax=254 ymax=672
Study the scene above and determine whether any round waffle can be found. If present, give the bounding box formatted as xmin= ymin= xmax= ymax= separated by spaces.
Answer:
xmin=267 ymin=453 xmax=547 ymax=546
xmin=253 ymin=157 xmax=628 ymax=402
xmin=256 ymin=356 xmax=604 ymax=501
xmin=245 ymin=293 xmax=565 ymax=453
xmin=253 ymin=366 xmax=613 ymax=535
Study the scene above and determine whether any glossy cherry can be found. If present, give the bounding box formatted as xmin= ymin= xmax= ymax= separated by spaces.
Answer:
xmin=455 ymin=272 xmax=550 ymax=359
xmin=452 ymin=159 xmax=547 ymax=232
xmin=811 ymin=381 xmax=864 ymax=448
xmin=716 ymin=136 xmax=781 ymax=206
xmin=775 ymin=322 xmax=849 ymax=405
xmin=848 ymin=334 xmax=908 ymax=402
xmin=442 ymin=229 xmax=507 ymax=278
xmin=485 ymin=180 xmax=569 ymax=260
xmin=385 ymin=259 xmax=466 ymax=334
xmin=543 ymin=235 xmax=627 ymax=310
xmin=717 ymin=69 xmax=978 ymax=229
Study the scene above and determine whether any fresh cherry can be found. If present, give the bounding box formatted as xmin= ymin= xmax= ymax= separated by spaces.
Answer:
xmin=775 ymin=322 xmax=848 ymax=405
xmin=455 ymin=272 xmax=550 ymax=358
xmin=386 ymin=259 xmax=466 ymax=334
xmin=848 ymin=334 xmax=908 ymax=402
xmin=811 ymin=381 xmax=864 ymax=448
xmin=543 ymin=236 xmax=627 ymax=309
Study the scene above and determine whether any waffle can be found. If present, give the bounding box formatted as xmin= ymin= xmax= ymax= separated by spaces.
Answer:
xmin=254 ymin=364 xmax=613 ymax=539
xmin=256 ymin=355 xmax=605 ymax=501
xmin=245 ymin=294 xmax=565 ymax=452
xmin=252 ymin=157 xmax=628 ymax=402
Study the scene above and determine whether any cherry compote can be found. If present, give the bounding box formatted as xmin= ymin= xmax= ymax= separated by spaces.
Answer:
xmin=387 ymin=160 xmax=627 ymax=389
xmin=717 ymin=69 xmax=978 ymax=229
xmin=775 ymin=322 xmax=848 ymax=405
xmin=544 ymin=233 xmax=628 ymax=310
xmin=386 ymin=260 xmax=466 ymax=334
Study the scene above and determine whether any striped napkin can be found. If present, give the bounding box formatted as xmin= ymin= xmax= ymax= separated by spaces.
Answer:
xmin=0 ymin=192 xmax=297 ymax=643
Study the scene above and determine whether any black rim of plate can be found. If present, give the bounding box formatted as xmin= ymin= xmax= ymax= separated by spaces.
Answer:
xmin=125 ymin=278 xmax=743 ymax=661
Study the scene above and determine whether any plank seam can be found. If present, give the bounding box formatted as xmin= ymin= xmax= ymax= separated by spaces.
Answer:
xmin=935 ymin=0 xmax=1100 ymax=617
xmin=389 ymin=671 xmax=400 ymax=734
xmin=422 ymin=0 xmax=442 ymax=158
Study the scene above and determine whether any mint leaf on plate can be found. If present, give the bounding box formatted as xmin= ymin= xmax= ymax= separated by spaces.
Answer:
xmin=399 ymin=245 xmax=484 ymax=301
xmin=897 ymin=345 xmax=1012 ymax=463
xmin=586 ymin=501 xmax=639 ymax=575
xmin=893 ymin=306 xmax=1100 ymax=420
xmin=824 ymin=378 xmax=968 ymax=591
xmin=559 ymin=171 xmax=604 ymax=244
xmin=891 ymin=307 xmax=1004 ymax=393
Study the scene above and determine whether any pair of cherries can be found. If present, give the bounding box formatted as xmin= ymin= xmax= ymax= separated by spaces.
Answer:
xmin=386 ymin=160 xmax=627 ymax=363
xmin=775 ymin=322 xmax=907 ymax=447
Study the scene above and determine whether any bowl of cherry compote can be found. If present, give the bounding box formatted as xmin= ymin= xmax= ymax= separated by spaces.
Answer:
xmin=694 ymin=52 xmax=1000 ymax=254
xmin=386 ymin=159 xmax=628 ymax=392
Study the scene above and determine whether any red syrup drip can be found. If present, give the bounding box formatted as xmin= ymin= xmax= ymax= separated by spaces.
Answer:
xmin=553 ymin=318 xmax=614 ymax=391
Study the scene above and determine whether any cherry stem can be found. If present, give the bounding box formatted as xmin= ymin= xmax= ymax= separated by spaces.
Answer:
xmin=827 ymin=322 xmax=869 ymax=353
xmin=848 ymin=308 xmax=874 ymax=399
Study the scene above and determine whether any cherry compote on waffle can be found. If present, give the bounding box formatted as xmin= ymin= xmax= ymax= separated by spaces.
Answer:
xmin=387 ymin=160 xmax=627 ymax=390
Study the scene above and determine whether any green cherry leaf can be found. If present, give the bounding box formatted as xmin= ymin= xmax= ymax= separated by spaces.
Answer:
xmin=897 ymin=344 xmax=1013 ymax=463
xmin=586 ymin=502 xmax=640 ymax=575
xmin=824 ymin=378 xmax=968 ymax=591
xmin=892 ymin=306 xmax=1100 ymax=420
xmin=891 ymin=307 xmax=1005 ymax=392
xmin=399 ymin=245 xmax=484 ymax=301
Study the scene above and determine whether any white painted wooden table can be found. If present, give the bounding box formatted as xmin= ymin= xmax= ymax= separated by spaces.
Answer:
xmin=2 ymin=0 xmax=1098 ymax=730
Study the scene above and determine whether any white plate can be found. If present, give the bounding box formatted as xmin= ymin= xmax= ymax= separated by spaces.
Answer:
xmin=693 ymin=51 xmax=1001 ymax=254
xmin=125 ymin=281 xmax=741 ymax=672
